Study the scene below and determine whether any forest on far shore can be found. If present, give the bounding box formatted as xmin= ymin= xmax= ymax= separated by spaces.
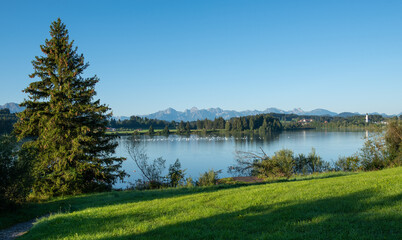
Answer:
xmin=1 ymin=108 xmax=396 ymax=135
xmin=108 ymin=112 xmax=391 ymax=133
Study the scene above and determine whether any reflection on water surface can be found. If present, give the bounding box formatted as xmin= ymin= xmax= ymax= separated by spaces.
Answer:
xmin=114 ymin=130 xmax=366 ymax=188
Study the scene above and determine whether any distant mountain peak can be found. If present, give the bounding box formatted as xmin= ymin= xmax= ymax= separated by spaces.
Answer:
xmin=0 ymin=102 xmax=25 ymax=113
xmin=164 ymin=107 xmax=177 ymax=114
xmin=308 ymin=108 xmax=338 ymax=116
xmin=207 ymin=107 xmax=224 ymax=113
xmin=292 ymin=108 xmax=305 ymax=114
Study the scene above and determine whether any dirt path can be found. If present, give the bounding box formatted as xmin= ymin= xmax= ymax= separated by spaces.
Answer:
xmin=0 ymin=215 xmax=48 ymax=240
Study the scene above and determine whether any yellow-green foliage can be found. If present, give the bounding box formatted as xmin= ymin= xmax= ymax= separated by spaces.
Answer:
xmin=197 ymin=169 xmax=221 ymax=186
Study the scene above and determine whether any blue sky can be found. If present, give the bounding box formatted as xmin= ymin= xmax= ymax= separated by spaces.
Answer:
xmin=1 ymin=0 xmax=401 ymax=116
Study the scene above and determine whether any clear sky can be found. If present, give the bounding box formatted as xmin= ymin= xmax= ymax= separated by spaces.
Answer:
xmin=1 ymin=0 xmax=401 ymax=116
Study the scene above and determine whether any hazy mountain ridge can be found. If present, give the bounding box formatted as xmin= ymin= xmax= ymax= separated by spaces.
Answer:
xmin=138 ymin=107 xmax=392 ymax=122
xmin=2 ymin=102 xmax=399 ymax=121
xmin=0 ymin=102 xmax=25 ymax=113
xmin=138 ymin=107 xmax=402 ymax=122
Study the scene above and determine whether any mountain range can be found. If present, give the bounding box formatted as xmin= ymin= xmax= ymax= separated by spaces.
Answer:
xmin=0 ymin=102 xmax=25 ymax=113
xmin=1 ymin=102 xmax=400 ymax=121
xmin=138 ymin=107 xmax=401 ymax=122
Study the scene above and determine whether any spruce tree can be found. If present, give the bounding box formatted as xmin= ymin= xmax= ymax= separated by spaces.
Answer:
xmin=148 ymin=125 xmax=155 ymax=135
xmin=185 ymin=122 xmax=191 ymax=134
xmin=162 ymin=125 xmax=170 ymax=135
xmin=14 ymin=19 xmax=126 ymax=196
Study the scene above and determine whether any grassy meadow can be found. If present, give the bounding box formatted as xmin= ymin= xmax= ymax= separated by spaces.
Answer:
xmin=2 ymin=167 xmax=401 ymax=239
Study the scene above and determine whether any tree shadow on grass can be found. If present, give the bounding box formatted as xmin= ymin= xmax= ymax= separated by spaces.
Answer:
xmin=1 ymin=171 xmax=352 ymax=229
xmin=44 ymin=171 xmax=353 ymax=212
xmin=23 ymin=189 xmax=402 ymax=240
xmin=0 ymin=185 xmax=230 ymax=229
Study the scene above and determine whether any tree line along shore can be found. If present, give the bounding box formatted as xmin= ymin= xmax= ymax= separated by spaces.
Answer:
xmin=2 ymin=107 xmax=395 ymax=136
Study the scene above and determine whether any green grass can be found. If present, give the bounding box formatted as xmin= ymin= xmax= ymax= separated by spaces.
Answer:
xmin=3 ymin=168 xmax=401 ymax=239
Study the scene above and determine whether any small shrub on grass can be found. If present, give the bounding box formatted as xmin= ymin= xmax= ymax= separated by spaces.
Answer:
xmin=307 ymin=148 xmax=326 ymax=172
xmin=185 ymin=177 xmax=195 ymax=187
xmin=384 ymin=119 xmax=402 ymax=166
xmin=335 ymin=155 xmax=361 ymax=171
xmin=230 ymin=148 xmax=331 ymax=178
xmin=197 ymin=169 xmax=222 ymax=186
xmin=357 ymin=120 xmax=401 ymax=171
xmin=360 ymin=135 xmax=388 ymax=170
xmin=167 ymin=159 xmax=186 ymax=187
xmin=294 ymin=153 xmax=309 ymax=174
xmin=258 ymin=149 xmax=295 ymax=179
xmin=294 ymin=148 xmax=329 ymax=174
xmin=149 ymin=180 xmax=163 ymax=189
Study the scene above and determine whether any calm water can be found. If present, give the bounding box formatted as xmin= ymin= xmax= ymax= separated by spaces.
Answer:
xmin=114 ymin=130 xmax=368 ymax=188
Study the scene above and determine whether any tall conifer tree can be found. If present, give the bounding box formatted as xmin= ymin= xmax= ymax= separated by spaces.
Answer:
xmin=14 ymin=19 xmax=126 ymax=196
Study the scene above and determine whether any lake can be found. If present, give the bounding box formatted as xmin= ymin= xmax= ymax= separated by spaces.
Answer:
xmin=114 ymin=130 xmax=368 ymax=188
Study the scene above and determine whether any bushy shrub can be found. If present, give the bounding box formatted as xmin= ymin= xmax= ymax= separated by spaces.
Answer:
xmin=0 ymin=135 xmax=34 ymax=210
xmin=167 ymin=159 xmax=186 ymax=187
xmin=197 ymin=169 xmax=221 ymax=186
xmin=185 ymin=177 xmax=195 ymax=187
xmin=258 ymin=149 xmax=294 ymax=179
xmin=359 ymin=135 xmax=388 ymax=171
xmin=356 ymin=120 xmax=402 ymax=171
xmin=384 ymin=120 xmax=402 ymax=167
xmin=149 ymin=180 xmax=163 ymax=189
xmin=335 ymin=155 xmax=360 ymax=171
xmin=294 ymin=153 xmax=309 ymax=174
xmin=307 ymin=148 xmax=325 ymax=172
xmin=230 ymin=148 xmax=330 ymax=179
xmin=294 ymin=148 xmax=328 ymax=174
xmin=334 ymin=121 xmax=401 ymax=172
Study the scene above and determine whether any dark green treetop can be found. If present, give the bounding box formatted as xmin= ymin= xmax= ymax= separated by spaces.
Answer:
xmin=185 ymin=121 xmax=191 ymax=134
xmin=148 ymin=125 xmax=155 ymax=135
xmin=14 ymin=19 xmax=126 ymax=196
xmin=161 ymin=125 xmax=170 ymax=135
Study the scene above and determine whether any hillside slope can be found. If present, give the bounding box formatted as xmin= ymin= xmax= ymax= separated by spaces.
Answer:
xmin=17 ymin=168 xmax=402 ymax=239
